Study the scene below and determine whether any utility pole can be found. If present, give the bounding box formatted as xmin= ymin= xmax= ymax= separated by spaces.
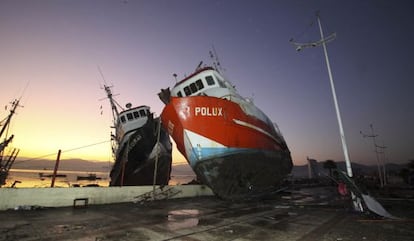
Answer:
xmin=51 ymin=149 xmax=62 ymax=188
xmin=377 ymin=143 xmax=387 ymax=186
xmin=360 ymin=124 xmax=386 ymax=187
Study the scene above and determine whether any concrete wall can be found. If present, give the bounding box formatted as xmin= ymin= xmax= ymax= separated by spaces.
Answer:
xmin=0 ymin=185 xmax=214 ymax=211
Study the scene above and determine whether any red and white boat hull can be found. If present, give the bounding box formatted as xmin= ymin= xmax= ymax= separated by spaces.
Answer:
xmin=161 ymin=96 xmax=292 ymax=199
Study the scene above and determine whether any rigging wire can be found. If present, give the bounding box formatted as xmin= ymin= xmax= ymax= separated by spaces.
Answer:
xmin=13 ymin=140 xmax=111 ymax=164
xmin=18 ymin=80 xmax=30 ymax=108
xmin=97 ymin=66 xmax=124 ymax=113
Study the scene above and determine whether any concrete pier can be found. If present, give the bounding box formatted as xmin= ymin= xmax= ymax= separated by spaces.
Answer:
xmin=0 ymin=185 xmax=213 ymax=210
xmin=0 ymin=186 xmax=413 ymax=240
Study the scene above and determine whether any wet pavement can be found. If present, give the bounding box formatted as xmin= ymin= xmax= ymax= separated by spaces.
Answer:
xmin=1 ymin=186 xmax=414 ymax=241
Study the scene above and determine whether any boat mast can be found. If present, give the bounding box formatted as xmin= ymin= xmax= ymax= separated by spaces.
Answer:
xmin=1 ymin=82 xmax=28 ymax=141
xmin=209 ymin=45 xmax=225 ymax=73
xmin=0 ymin=99 xmax=21 ymax=140
xmin=103 ymin=85 xmax=120 ymax=125
xmin=98 ymin=67 xmax=125 ymax=160
xmin=0 ymin=90 xmax=26 ymax=185
xmin=98 ymin=67 xmax=123 ymax=125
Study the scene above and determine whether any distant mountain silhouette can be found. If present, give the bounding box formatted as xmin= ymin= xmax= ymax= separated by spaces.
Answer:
xmin=12 ymin=158 xmax=197 ymax=176
xmin=12 ymin=158 xmax=111 ymax=172
xmin=12 ymin=158 xmax=408 ymax=178
xmin=291 ymin=161 xmax=409 ymax=178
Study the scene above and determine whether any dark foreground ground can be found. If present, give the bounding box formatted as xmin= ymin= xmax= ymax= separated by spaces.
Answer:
xmin=1 ymin=186 xmax=413 ymax=241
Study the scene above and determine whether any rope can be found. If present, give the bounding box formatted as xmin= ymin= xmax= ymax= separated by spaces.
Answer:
xmin=14 ymin=140 xmax=111 ymax=164
xmin=152 ymin=118 xmax=162 ymax=200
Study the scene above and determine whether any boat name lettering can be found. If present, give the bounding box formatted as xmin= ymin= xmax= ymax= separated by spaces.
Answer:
xmin=128 ymin=134 xmax=141 ymax=152
xmin=194 ymin=107 xmax=223 ymax=116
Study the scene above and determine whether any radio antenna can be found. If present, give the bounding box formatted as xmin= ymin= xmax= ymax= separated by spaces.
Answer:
xmin=209 ymin=45 xmax=225 ymax=73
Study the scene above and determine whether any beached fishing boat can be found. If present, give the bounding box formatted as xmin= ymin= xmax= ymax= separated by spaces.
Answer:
xmin=158 ymin=60 xmax=293 ymax=199
xmin=0 ymin=99 xmax=21 ymax=187
xmin=104 ymin=85 xmax=172 ymax=186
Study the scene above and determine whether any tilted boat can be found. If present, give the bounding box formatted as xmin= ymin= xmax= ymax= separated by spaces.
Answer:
xmin=158 ymin=63 xmax=293 ymax=199
xmin=103 ymin=85 xmax=172 ymax=186
xmin=0 ymin=99 xmax=21 ymax=187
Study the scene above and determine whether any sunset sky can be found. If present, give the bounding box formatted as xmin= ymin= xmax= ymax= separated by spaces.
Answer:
xmin=1 ymin=1 xmax=413 ymax=168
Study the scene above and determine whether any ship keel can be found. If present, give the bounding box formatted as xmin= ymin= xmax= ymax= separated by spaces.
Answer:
xmin=193 ymin=149 xmax=292 ymax=200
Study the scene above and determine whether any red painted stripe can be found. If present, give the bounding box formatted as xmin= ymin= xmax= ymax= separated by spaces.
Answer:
xmin=161 ymin=96 xmax=285 ymax=159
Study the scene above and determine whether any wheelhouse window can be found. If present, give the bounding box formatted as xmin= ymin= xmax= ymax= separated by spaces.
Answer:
xmin=190 ymin=82 xmax=197 ymax=93
xmin=139 ymin=109 xmax=147 ymax=116
xmin=127 ymin=113 xmax=133 ymax=121
xmin=214 ymin=74 xmax=226 ymax=88
xmin=120 ymin=115 xmax=126 ymax=123
xmin=206 ymin=75 xmax=215 ymax=86
xmin=217 ymin=79 xmax=226 ymax=88
xmin=196 ymin=79 xmax=204 ymax=89
xmin=133 ymin=111 xmax=140 ymax=118
xmin=182 ymin=78 xmax=206 ymax=96
xmin=184 ymin=86 xmax=191 ymax=96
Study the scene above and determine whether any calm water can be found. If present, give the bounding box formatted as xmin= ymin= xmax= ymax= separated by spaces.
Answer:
xmin=4 ymin=169 xmax=195 ymax=188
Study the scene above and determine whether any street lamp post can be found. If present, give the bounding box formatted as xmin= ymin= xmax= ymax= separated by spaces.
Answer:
xmin=315 ymin=15 xmax=354 ymax=179
xmin=291 ymin=13 xmax=353 ymax=178
xmin=291 ymin=13 xmax=361 ymax=211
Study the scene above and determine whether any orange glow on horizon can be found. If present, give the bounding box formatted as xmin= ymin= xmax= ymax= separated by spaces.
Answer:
xmin=9 ymin=131 xmax=189 ymax=167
